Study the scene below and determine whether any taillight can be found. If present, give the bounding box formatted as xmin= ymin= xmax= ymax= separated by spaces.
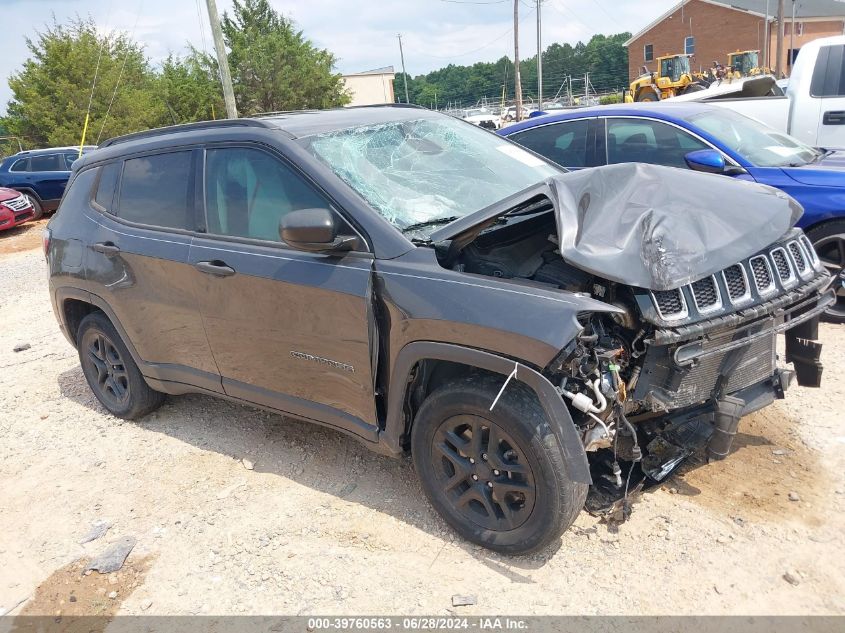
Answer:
xmin=42 ymin=228 xmax=51 ymax=260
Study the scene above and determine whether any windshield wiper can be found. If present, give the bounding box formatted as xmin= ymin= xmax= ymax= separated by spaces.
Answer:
xmin=401 ymin=216 xmax=460 ymax=233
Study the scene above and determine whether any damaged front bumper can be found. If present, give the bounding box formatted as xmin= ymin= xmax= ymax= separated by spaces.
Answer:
xmin=586 ymin=281 xmax=834 ymax=516
xmin=634 ymin=274 xmax=834 ymax=413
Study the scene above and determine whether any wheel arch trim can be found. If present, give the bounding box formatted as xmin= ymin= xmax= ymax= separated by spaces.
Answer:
xmin=54 ymin=286 xmax=147 ymax=371
xmin=382 ymin=341 xmax=591 ymax=484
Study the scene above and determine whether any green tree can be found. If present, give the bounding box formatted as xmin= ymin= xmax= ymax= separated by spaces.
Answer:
xmin=157 ymin=53 xmax=224 ymax=124
xmin=395 ymin=33 xmax=631 ymax=108
xmin=3 ymin=17 xmax=163 ymax=147
xmin=221 ymin=0 xmax=349 ymax=114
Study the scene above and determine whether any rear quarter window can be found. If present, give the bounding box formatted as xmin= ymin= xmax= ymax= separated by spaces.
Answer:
xmin=56 ymin=168 xmax=98 ymax=216
xmin=116 ymin=152 xmax=193 ymax=230
xmin=94 ymin=162 xmax=121 ymax=213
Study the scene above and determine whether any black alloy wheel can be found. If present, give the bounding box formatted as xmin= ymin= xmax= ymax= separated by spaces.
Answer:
xmin=432 ymin=414 xmax=536 ymax=531
xmin=412 ymin=376 xmax=587 ymax=554
xmin=83 ymin=329 xmax=131 ymax=409
xmin=76 ymin=311 xmax=165 ymax=419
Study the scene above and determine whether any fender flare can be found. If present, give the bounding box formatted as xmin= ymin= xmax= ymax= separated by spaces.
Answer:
xmin=53 ymin=286 xmax=146 ymax=369
xmin=382 ymin=341 xmax=591 ymax=485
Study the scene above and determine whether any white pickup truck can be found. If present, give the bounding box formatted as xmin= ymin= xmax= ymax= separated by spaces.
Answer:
xmin=675 ymin=35 xmax=845 ymax=149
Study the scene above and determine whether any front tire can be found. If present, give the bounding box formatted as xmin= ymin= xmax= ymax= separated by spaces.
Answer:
xmin=411 ymin=375 xmax=587 ymax=554
xmin=77 ymin=312 xmax=165 ymax=419
xmin=806 ymin=221 xmax=845 ymax=324
xmin=23 ymin=193 xmax=43 ymax=220
xmin=637 ymin=90 xmax=659 ymax=102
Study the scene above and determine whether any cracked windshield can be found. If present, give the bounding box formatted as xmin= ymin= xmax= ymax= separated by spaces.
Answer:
xmin=304 ymin=115 xmax=559 ymax=233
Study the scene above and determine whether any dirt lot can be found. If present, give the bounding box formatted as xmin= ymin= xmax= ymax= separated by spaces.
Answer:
xmin=1 ymin=225 xmax=844 ymax=617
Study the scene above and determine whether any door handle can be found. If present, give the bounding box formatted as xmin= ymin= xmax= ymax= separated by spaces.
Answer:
xmin=195 ymin=260 xmax=236 ymax=277
xmin=823 ymin=110 xmax=845 ymax=125
xmin=92 ymin=242 xmax=120 ymax=256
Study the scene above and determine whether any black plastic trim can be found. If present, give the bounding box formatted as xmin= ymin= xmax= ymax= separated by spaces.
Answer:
xmin=383 ymin=341 xmax=591 ymax=484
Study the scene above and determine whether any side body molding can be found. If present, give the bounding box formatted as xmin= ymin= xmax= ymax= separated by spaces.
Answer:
xmin=382 ymin=341 xmax=592 ymax=485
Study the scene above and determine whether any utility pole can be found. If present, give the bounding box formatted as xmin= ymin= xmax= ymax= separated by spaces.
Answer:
xmin=789 ymin=0 xmax=796 ymax=72
xmin=763 ymin=0 xmax=770 ymax=70
xmin=536 ymin=0 xmax=543 ymax=111
xmin=775 ymin=0 xmax=785 ymax=77
xmin=398 ymin=34 xmax=410 ymax=104
xmin=513 ymin=0 xmax=523 ymax=121
xmin=205 ymin=0 xmax=237 ymax=119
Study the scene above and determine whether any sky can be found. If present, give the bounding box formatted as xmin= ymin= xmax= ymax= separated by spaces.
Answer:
xmin=0 ymin=0 xmax=678 ymax=113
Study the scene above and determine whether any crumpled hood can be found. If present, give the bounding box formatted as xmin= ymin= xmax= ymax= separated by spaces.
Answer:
xmin=546 ymin=163 xmax=803 ymax=291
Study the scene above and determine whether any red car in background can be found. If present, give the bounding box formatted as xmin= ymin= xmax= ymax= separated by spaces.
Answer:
xmin=0 ymin=187 xmax=35 ymax=231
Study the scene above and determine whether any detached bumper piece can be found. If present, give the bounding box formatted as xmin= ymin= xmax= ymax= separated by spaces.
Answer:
xmin=785 ymin=317 xmax=823 ymax=388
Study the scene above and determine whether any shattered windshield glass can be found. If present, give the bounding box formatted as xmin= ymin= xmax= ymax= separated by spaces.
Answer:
xmin=302 ymin=116 xmax=559 ymax=231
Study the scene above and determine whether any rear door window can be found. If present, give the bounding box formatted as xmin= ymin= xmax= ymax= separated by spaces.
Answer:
xmin=510 ymin=119 xmax=590 ymax=168
xmin=30 ymin=154 xmax=64 ymax=171
xmin=607 ymin=118 xmax=708 ymax=168
xmin=117 ymin=152 xmax=193 ymax=230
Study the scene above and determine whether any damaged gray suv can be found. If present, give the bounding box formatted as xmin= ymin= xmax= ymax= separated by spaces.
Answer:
xmin=46 ymin=106 xmax=835 ymax=554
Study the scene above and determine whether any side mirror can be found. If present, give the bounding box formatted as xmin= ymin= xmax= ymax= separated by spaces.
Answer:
xmin=685 ymin=149 xmax=727 ymax=174
xmin=279 ymin=208 xmax=356 ymax=253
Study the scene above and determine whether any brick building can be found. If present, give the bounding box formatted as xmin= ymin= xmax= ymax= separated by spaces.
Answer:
xmin=625 ymin=0 xmax=845 ymax=80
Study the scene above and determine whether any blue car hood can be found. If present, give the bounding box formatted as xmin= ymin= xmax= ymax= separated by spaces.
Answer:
xmin=782 ymin=151 xmax=845 ymax=187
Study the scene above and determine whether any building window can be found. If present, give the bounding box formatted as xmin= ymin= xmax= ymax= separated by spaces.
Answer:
xmin=644 ymin=44 xmax=654 ymax=62
xmin=685 ymin=36 xmax=695 ymax=55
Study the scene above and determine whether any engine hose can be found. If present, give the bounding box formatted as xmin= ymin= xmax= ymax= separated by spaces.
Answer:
xmin=617 ymin=406 xmax=642 ymax=462
xmin=587 ymin=412 xmax=611 ymax=438
xmin=590 ymin=378 xmax=608 ymax=413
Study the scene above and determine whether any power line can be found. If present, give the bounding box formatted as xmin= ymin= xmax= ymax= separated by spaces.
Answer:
xmin=194 ymin=0 xmax=209 ymax=56
xmin=407 ymin=5 xmax=535 ymax=61
xmin=439 ymin=0 xmax=509 ymax=4
xmin=96 ymin=0 xmax=145 ymax=144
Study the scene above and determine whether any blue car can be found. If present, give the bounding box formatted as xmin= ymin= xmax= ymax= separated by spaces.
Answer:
xmin=500 ymin=103 xmax=845 ymax=322
xmin=0 ymin=146 xmax=95 ymax=219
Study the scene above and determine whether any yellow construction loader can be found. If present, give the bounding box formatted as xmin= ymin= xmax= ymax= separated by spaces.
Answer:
xmin=624 ymin=54 xmax=703 ymax=102
xmin=727 ymin=50 xmax=770 ymax=78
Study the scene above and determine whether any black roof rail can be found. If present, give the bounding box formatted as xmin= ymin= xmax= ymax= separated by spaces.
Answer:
xmin=252 ymin=103 xmax=425 ymax=118
xmin=98 ymin=119 xmax=274 ymax=148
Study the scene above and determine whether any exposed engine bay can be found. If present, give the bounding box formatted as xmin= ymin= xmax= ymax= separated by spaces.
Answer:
xmin=433 ymin=201 xmax=834 ymax=519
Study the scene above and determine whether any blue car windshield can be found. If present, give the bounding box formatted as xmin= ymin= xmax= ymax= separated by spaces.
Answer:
xmin=685 ymin=108 xmax=820 ymax=167
xmin=302 ymin=116 xmax=559 ymax=230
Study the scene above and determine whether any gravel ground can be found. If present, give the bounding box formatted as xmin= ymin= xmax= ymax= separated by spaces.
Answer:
xmin=1 ymin=234 xmax=844 ymax=617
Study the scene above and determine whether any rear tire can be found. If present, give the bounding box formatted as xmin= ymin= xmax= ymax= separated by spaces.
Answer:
xmin=806 ymin=221 xmax=845 ymax=324
xmin=411 ymin=375 xmax=587 ymax=554
xmin=77 ymin=312 xmax=165 ymax=419
xmin=637 ymin=90 xmax=659 ymax=102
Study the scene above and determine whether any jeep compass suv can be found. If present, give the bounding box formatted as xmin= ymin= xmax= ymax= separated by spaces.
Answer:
xmin=46 ymin=107 xmax=834 ymax=554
